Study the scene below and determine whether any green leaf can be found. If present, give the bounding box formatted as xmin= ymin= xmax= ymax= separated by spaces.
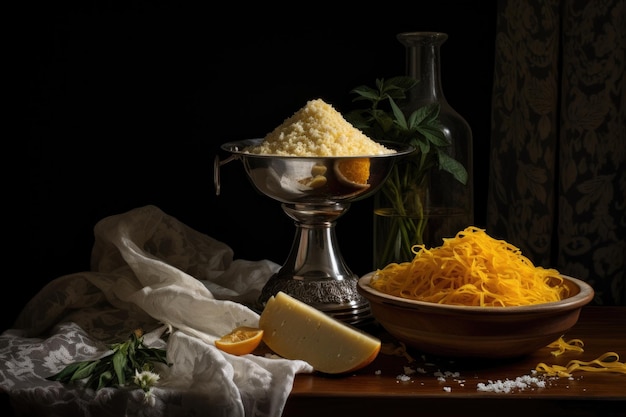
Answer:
xmin=379 ymin=77 xmax=418 ymax=101
xmin=349 ymin=85 xmax=380 ymax=101
xmin=437 ymin=151 xmax=469 ymax=184
xmin=406 ymin=111 xmax=423 ymax=130
xmin=389 ymin=98 xmax=408 ymax=130
xmin=95 ymin=370 xmax=114 ymax=391
xmin=70 ymin=360 xmax=101 ymax=381
xmin=419 ymin=102 xmax=441 ymax=120
xmin=46 ymin=360 xmax=93 ymax=383
xmin=414 ymin=139 xmax=431 ymax=156
xmin=112 ymin=349 xmax=128 ymax=386
xmin=418 ymin=125 xmax=449 ymax=147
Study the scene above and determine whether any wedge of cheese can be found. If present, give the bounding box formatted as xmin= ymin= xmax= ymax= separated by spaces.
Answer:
xmin=258 ymin=291 xmax=381 ymax=374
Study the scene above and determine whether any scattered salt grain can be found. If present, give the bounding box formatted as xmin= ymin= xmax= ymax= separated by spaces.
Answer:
xmin=434 ymin=370 xmax=461 ymax=379
xmin=434 ymin=370 xmax=461 ymax=383
xmin=476 ymin=374 xmax=546 ymax=393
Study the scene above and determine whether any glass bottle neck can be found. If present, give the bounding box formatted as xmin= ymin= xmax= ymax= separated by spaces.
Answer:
xmin=397 ymin=32 xmax=447 ymax=106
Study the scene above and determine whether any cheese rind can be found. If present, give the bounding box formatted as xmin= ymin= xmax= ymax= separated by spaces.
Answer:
xmin=258 ymin=291 xmax=381 ymax=374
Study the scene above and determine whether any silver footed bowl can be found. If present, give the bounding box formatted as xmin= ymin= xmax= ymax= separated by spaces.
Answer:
xmin=216 ymin=139 xmax=413 ymax=203
xmin=215 ymin=138 xmax=414 ymax=326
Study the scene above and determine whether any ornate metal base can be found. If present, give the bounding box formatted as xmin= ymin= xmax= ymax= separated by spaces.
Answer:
xmin=257 ymin=274 xmax=373 ymax=327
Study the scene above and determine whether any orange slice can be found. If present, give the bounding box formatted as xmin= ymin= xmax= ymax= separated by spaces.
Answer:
xmin=334 ymin=158 xmax=371 ymax=187
xmin=215 ymin=326 xmax=264 ymax=355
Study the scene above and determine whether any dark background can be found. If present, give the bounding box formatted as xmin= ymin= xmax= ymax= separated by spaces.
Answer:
xmin=24 ymin=1 xmax=497 ymax=333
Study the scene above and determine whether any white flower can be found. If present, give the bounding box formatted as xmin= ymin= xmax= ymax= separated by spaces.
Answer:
xmin=134 ymin=370 xmax=160 ymax=407
xmin=142 ymin=388 xmax=157 ymax=407
xmin=133 ymin=369 xmax=160 ymax=392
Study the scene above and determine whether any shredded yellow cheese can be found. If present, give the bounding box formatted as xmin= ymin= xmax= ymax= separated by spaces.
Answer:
xmin=369 ymin=226 xmax=569 ymax=306
xmin=535 ymin=352 xmax=626 ymax=377
xmin=547 ymin=337 xmax=585 ymax=357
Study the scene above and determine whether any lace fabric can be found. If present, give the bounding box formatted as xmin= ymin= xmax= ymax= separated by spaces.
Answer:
xmin=1 ymin=205 xmax=313 ymax=417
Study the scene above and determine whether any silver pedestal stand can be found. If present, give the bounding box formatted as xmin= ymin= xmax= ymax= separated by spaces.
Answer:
xmin=215 ymin=139 xmax=413 ymax=326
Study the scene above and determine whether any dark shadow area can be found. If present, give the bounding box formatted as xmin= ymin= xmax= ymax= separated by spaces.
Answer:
xmin=23 ymin=1 xmax=497 ymax=333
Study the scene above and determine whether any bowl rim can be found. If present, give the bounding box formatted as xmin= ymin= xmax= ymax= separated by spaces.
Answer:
xmin=357 ymin=272 xmax=594 ymax=315
xmin=220 ymin=139 xmax=415 ymax=159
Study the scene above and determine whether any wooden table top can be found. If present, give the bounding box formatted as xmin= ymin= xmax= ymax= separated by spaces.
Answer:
xmin=283 ymin=306 xmax=626 ymax=417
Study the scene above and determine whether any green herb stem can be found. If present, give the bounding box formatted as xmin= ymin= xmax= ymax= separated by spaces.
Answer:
xmin=47 ymin=328 xmax=170 ymax=392
xmin=346 ymin=76 xmax=467 ymax=268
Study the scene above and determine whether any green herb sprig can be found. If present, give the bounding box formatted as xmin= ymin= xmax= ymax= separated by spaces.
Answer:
xmin=345 ymin=76 xmax=468 ymax=266
xmin=345 ymin=76 xmax=467 ymax=185
xmin=47 ymin=328 xmax=170 ymax=392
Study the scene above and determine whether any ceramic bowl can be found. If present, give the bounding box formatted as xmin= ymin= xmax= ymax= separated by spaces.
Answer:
xmin=357 ymin=272 xmax=594 ymax=358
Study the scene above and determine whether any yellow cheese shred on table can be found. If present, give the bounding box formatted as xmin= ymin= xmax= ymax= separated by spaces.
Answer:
xmin=547 ymin=336 xmax=585 ymax=357
xmin=535 ymin=352 xmax=626 ymax=377
xmin=369 ymin=226 xmax=569 ymax=307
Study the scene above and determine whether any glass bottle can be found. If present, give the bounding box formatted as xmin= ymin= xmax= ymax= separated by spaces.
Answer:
xmin=373 ymin=32 xmax=474 ymax=269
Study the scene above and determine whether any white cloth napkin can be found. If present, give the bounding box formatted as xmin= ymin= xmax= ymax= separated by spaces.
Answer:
xmin=1 ymin=205 xmax=314 ymax=417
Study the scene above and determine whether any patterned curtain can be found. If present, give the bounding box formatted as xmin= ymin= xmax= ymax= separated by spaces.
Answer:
xmin=487 ymin=0 xmax=625 ymax=305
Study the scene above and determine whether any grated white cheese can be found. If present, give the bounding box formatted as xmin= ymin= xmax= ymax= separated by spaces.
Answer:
xmin=245 ymin=99 xmax=396 ymax=157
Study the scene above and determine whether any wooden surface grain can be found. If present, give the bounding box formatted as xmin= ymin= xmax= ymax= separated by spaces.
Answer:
xmin=283 ymin=306 xmax=626 ymax=417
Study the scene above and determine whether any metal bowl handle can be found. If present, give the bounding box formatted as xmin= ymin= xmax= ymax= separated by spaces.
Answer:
xmin=213 ymin=154 xmax=237 ymax=196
